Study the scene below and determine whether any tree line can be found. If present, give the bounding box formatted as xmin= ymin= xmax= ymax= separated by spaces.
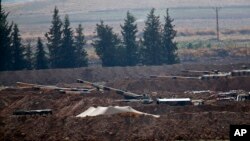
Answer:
xmin=1 ymin=3 xmax=88 ymax=71
xmin=45 ymin=8 xmax=88 ymax=69
xmin=1 ymin=1 xmax=179 ymax=71
xmin=93 ymin=8 xmax=179 ymax=66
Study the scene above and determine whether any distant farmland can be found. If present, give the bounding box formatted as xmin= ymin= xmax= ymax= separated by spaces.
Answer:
xmin=3 ymin=0 xmax=250 ymax=41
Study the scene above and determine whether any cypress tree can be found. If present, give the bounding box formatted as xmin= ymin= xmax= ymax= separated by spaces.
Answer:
xmin=0 ymin=0 xmax=13 ymax=71
xmin=25 ymin=41 xmax=33 ymax=70
xmin=45 ymin=6 xmax=62 ymax=68
xmin=60 ymin=15 xmax=76 ymax=68
xmin=75 ymin=24 xmax=88 ymax=67
xmin=114 ymin=45 xmax=126 ymax=66
xmin=162 ymin=9 xmax=179 ymax=64
xmin=35 ymin=37 xmax=48 ymax=69
xmin=92 ymin=21 xmax=122 ymax=66
xmin=121 ymin=11 xmax=139 ymax=66
xmin=11 ymin=24 xmax=26 ymax=70
xmin=142 ymin=8 xmax=162 ymax=65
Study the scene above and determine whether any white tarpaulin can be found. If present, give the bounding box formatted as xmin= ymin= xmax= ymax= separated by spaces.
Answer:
xmin=76 ymin=106 xmax=160 ymax=118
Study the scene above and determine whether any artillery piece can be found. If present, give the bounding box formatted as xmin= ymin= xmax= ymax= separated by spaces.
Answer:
xmin=77 ymin=79 xmax=153 ymax=103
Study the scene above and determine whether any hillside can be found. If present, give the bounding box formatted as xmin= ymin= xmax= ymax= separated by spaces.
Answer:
xmin=4 ymin=0 xmax=250 ymax=14
xmin=3 ymin=0 xmax=250 ymax=41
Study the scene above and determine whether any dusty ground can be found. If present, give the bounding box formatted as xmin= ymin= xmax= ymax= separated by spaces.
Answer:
xmin=1 ymin=60 xmax=250 ymax=85
xmin=0 ymin=63 xmax=250 ymax=140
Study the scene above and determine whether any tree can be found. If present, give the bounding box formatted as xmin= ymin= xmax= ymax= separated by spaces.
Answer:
xmin=121 ymin=11 xmax=139 ymax=66
xmin=114 ymin=45 xmax=126 ymax=66
xmin=74 ymin=24 xmax=88 ymax=67
xmin=25 ymin=41 xmax=33 ymax=70
xmin=11 ymin=24 xmax=26 ymax=70
xmin=35 ymin=37 xmax=48 ymax=69
xmin=59 ymin=15 xmax=76 ymax=68
xmin=142 ymin=8 xmax=163 ymax=65
xmin=0 ymin=0 xmax=13 ymax=71
xmin=45 ymin=7 xmax=62 ymax=68
xmin=92 ymin=21 xmax=122 ymax=66
xmin=162 ymin=9 xmax=179 ymax=64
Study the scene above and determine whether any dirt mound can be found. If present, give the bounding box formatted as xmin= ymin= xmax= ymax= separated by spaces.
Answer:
xmin=1 ymin=107 xmax=250 ymax=140
xmin=109 ymin=77 xmax=250 ymax=92
xmin=0 ymin=63 xmax=249 ymax=85
xmin=1 ymin=63 xmax=250 ymax=140
xmin=1 ymin=88 xmax=250 ymax=140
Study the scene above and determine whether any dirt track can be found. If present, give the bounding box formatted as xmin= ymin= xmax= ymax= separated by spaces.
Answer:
xmin=1 ymin=63 xmax=250 ymax=140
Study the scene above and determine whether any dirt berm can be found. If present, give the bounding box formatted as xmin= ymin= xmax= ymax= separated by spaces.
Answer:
xmin=1 ymin=87 xmax=250 ymax=140
xmin=0 ymin=63 xmax=249 ymax=85
xmin=1 ymin=63 xmax=250 ymax=140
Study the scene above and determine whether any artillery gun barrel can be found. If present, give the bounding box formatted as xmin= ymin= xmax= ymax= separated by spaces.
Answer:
xmin=77 ymin=79 xmax=144 ymax=99
xmin=150 ymin=75 xmax=200 ymax=80
xmin=181 ymin=70 xmax=218 ymax=74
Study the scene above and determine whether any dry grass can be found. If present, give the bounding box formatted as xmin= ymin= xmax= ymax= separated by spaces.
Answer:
xmin=179 ymin=46 xmax=250 ymax=58
xmin=86 ymin=47 xmax=98 ymax=60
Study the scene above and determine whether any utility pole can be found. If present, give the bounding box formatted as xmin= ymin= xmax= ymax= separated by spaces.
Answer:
xmin=214 ymin=7 xmax=221 ymax=41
